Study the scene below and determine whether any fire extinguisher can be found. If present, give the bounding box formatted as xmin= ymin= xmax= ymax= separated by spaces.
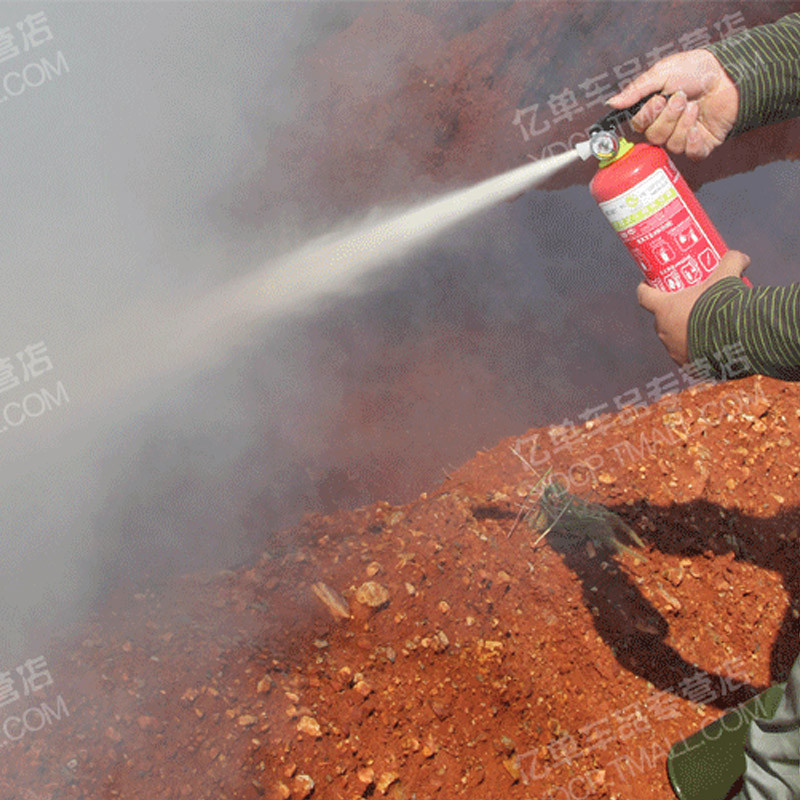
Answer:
xmin=576 ymin=95 xmax=752 ymax=292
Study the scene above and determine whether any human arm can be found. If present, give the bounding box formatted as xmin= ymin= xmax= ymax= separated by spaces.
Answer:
xmin=703 ymin=11 xmax=800 ymax=137
xmin=687 ymin=278 xmax=800 ymax=382
xmin=637 ymin=250 xmax=800 ymax=382
xmin=606 ymin=12 xmax=800 ymax=158
xmin=623 ymin=14 xmax=800 ymax=377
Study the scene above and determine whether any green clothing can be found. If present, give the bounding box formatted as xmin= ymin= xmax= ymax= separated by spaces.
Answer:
xmin=687 ymin=278 xmax=800 ymax=381
xmin=738 ymin=655 xmax=800 ymax=800
xmin=686 ymin=13 xmax=800 ymax=381
xmin=673 ymin=16 xmax=800 ymax=800
xmin=705 ymin=12 xmax=800 ymax=136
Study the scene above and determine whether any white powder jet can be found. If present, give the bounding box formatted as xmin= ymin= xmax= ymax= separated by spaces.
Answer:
xmin=17 ymin=149 xmax=581 ymax=451
xmin=136 ymin=152 xmax=580 ymax=374
xmin=240 ymin=149 xmax=581 ymax=320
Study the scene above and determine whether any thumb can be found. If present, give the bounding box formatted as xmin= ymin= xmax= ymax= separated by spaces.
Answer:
xmin=636 ymin=280 xmax=663 ymax=313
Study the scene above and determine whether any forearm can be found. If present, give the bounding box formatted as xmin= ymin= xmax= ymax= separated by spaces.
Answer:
xmin=687 ymin=277 xmax=800 ymax=381
xmin=703 ymin=12 xmax=800 ymax=135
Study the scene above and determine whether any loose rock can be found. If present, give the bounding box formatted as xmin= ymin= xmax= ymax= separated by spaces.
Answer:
xmin=377 ymin=771 xmax=399 ymax=794
xmin=312 ymin=581 xmax=351 ymax=619
xmin=355 ymin=581 xmax=390 ymax=608
xmin=296 ymin=716 xmax=322 ymax=738
xmin=292 ymin=774 xmax=315 ymax=799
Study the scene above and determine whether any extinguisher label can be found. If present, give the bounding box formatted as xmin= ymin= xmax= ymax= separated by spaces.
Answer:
xmin=598 ymin=168 xmax=721 ymax=292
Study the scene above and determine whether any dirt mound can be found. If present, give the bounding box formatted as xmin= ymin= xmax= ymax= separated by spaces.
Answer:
xmin=2 ymin=375 xmax=799 ymax=800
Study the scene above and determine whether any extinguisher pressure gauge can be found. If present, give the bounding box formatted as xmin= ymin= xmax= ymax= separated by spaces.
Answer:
xmin=589 ymin=130 xmax=620 ymax=161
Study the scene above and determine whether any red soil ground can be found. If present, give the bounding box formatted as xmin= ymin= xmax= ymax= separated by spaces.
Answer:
xmin=3 ymin=373 xmax=799 ymax=800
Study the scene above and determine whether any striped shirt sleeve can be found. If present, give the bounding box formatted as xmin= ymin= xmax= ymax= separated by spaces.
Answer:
xmin=687 ymin=277 xmax=800 ymax=381
xmin=703 ymin=12 xmax=800 ymax=135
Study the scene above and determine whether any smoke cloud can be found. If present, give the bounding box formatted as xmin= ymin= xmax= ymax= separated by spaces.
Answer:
xmin=1 ymin=2 xmax=798 ymax=669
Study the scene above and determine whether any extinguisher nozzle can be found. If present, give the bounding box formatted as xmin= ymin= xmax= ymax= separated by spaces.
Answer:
xmin=574 ymin=140 xmax=593 ymax=161
xmin=575 ymin=130 xmax=620 ymax=163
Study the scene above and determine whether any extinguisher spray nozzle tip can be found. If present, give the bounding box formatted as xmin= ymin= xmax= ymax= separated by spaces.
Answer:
xmin=574 ymin=139 xmax=593 ymax=161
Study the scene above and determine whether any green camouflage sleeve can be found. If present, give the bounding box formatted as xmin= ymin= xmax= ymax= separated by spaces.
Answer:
xmin=687 ymin=277 xmax=800 ymax=381
xmin=685 ymin=14 xmax=800 ymax=381
xmin=703 ymin=11 xmax=800 ymax=135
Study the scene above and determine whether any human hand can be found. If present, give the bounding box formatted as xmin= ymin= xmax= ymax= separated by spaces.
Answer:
xmin=606 ymin=49 xmax=739 ymax=160
xmin=636 ymin=250 xmax=751 ymax=364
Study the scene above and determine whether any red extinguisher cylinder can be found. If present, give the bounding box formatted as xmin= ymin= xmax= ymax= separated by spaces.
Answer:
xmin=590 ymin=142 xmax=751 ymax=292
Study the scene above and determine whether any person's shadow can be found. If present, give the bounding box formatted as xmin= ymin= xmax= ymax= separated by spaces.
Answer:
xmin=544 ymin=496 xmax=799 ymax=711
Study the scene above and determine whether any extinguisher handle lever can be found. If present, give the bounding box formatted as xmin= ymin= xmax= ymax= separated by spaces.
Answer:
xmin=590 ymin=91 xmax=669 ymax=135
